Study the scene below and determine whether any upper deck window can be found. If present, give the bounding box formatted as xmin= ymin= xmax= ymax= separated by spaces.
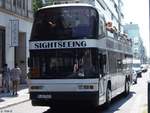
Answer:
xmin=31 ymin=6 xmax=98 ymax=40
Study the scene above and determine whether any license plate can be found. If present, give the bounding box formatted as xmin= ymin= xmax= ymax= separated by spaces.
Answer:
xmin=37 ymin=94 xmax=52 ymax=99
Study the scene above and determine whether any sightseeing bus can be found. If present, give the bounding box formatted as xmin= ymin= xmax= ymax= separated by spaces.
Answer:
xmin=28 ymin=3 xmax=133 ymax=108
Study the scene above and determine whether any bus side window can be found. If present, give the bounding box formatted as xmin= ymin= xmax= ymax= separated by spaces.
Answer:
xmin=99 ymin=54 xmax=107 ymax=75
xmin=98 ymin=18 xmax=105 ymax=38
xmin=102 ymin=54 xmax=107 ymax=74
xmin=102 ymin=55 xmax=106 ymax=65
xmin=99 ymin=54 xmax=103 ymax=74
xmin=117 ymin=59 xmax=123 ymax=72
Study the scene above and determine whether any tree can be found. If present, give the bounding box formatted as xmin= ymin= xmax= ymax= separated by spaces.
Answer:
xmin=32 ymin=0 xmax=54 ymax=13
xmin=32 ymin=0 xmax=43 ymax=13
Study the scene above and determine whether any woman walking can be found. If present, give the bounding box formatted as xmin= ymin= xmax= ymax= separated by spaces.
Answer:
xmin=10 ymin=64 xmax=22 ymax=96
xmin=2 ymin=64 xmax=10 ymax=93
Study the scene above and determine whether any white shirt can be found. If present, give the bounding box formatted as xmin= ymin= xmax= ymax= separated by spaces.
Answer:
xmin=11 ymin=67 xmax=21 ymax=81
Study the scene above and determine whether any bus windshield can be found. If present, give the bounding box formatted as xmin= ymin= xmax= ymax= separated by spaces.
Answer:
xmin=29 ymin=48 xmax=98 ymax=79
xmin=31 ymin=6 xmax=98 ymax=40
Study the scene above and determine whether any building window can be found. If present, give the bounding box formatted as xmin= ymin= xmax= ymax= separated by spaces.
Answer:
xmin=13 ymin=0 xmax=16 ymax=7
xmin=13 ymin=0 xmax=23 ymax=8
xmin=17 ymin=0 xmax=21 ymax=8
xmin=111 ymin=13 xmax=114 ymax=20
xmin=97 ymin=0 xmax=105 ymax=10
xmin=23 ymin=0 xmax=25 ymax=9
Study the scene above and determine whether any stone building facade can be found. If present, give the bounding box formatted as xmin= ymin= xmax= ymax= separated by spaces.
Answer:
xmin=0 ymin=0 xmax=33 ymax=84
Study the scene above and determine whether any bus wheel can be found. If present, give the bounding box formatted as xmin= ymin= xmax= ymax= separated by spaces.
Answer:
xmin=124 ymin=80 xmax=130 ymax=96
xmin=104 ymin=87 xmax=111 ymax=108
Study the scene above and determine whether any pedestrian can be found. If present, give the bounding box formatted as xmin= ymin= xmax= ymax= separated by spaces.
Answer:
xmin=10 ymin=64 xmax=22 ymax=96
xmin=2 ymin=64 xmax=11 ymax=93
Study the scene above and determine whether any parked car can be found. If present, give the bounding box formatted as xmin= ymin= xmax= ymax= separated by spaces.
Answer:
xmin=132 ymin=64 xmax=142 ymax=77
xmin=132 ymin=59 xmax=142 ymax=77
xmin=141 ymin=64 xmax=148 ymax=73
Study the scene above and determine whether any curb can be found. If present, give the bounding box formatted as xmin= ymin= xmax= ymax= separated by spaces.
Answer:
xmin=0 ymin=87 xmax=30 ymax=109
xmin=142 ymin=106 xmax=147 ymax=113
xmin=0 ymin=99 xmax=30 ymax=109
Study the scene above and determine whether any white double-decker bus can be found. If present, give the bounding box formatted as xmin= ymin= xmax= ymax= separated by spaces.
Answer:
xmin=28 ymin=3 xmax=133 ymax=108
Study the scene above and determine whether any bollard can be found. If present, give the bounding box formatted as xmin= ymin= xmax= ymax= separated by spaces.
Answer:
xmin=148 ymin=81 xmax=150 ymax=113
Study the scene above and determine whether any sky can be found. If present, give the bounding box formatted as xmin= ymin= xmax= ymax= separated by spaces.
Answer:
xmin=123 ymin=0 xmax=149 ymax=57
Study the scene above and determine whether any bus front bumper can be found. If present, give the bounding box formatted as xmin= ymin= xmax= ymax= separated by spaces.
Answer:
xmin=30 ymin=91 xmax=99 ymax=106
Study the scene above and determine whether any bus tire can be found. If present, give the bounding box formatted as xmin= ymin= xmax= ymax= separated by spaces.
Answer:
xmin=103 ymin=86 xmax=111 ymax=108
xmin=124 ymin=79 xmax=130 ymax=96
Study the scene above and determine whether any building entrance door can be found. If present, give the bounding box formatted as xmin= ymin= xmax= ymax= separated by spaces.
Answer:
xmin=0 ymin=29 xmax=5 ymax=87
xmin=15 ymin=32 xmax=26 ymax=84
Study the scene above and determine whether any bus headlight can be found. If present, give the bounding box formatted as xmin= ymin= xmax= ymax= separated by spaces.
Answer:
xmin=30 ymin=86 xmax=43 ymax=90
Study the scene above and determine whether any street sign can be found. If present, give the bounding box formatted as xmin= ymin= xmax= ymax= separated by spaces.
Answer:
xmin=10 ymin=20 xmax=19 ymax=47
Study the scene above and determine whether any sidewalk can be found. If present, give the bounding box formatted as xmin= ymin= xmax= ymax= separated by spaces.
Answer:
xmin=141 ymin=106 xmax=147 ymax=113
xmin=0 ymin=84 xmax=29 ymax=109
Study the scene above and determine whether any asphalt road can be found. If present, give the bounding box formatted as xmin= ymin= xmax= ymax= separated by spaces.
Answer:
xmin=1 ymin=70 xmax=149 ymax=113
xmin=102 ymin=70 xmax=148 ymax=113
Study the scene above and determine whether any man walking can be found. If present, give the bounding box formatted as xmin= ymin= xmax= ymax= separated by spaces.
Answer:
xmin=2 ymin=64 xmax=11 ymax=93
xmin=10 ymin=64 xmax=22 ymax=96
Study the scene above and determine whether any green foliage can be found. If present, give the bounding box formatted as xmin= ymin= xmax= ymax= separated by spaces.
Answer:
xmin=32 ymin=0 xmax=43 ymax=13
xmin=32 ymin=0 xmax=54 ymax=13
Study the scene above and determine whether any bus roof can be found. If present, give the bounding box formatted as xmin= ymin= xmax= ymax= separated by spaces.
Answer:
xmin=39 ymin=3 xmax=94 ymax=11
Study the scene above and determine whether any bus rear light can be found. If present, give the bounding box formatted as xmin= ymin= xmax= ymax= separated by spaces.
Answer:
xmin=78 ymin=85 xmax=94 ymax=90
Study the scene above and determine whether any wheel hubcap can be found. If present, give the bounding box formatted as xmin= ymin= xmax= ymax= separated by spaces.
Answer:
xmin=107 ymin=89 xmax=111 ymax=102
